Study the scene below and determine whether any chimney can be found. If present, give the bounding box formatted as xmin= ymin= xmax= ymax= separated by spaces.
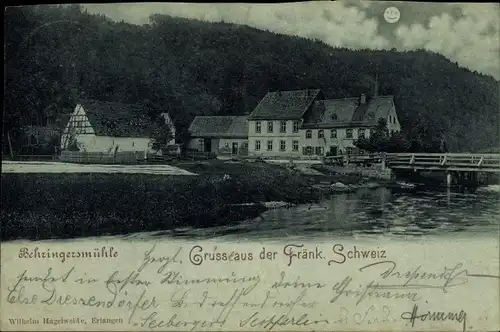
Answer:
xmin=360 ymin=93 xmax=366 ymax=104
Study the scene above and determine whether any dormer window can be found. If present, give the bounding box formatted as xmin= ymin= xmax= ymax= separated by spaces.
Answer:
xmin=331 ymin=113 xmax=338 ymax=121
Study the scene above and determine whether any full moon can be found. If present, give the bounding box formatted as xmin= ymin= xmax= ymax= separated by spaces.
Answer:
xmin=383 ymin=7 xmax=401 ymax=24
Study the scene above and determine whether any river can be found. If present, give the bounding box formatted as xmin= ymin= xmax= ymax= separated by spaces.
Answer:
xmin=116 ymin=185 xmax=500 ymax=242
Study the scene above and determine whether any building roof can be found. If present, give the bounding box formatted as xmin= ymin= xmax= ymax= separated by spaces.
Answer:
xmin=302 ymin=95 xmax=394 ymax=129
xmin=57 ymin=114 xmax=72 ymax=130
xmin=188 ymin=116 xmax=248 ymax=138
xmin=79 ymin=99 xmax=161 ymax=138
xmin=248 ymin=89 xmax=321 ymax=120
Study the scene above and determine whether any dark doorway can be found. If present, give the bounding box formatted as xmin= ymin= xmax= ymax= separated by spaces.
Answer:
xmin=329 ymin=146 xmax=338 ymax=156
xmin=204 ymin=139 xmax=211 ymax=152
xmin=232 ymin=142 xmax=238 ymax=155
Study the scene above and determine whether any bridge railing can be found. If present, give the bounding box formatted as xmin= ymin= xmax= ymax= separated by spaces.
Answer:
xmin=386 ymin=153 xmax=500 ymax=170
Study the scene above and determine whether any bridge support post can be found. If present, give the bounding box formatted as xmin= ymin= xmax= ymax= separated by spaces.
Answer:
xmin=471 ymin=172 xmax=478 ymax=189
xmin=446 ymin=171 xmax=452 ymax=188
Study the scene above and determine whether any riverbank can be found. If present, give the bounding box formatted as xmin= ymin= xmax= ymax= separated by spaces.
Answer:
xmin=1 ymin=159 xmax=460 ymax=241
xmin=1 ymin=161 xmax=328 ymax=241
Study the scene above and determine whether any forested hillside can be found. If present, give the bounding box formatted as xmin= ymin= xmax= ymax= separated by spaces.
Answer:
xmin=4 ymin=5 xmax=499 ymax=153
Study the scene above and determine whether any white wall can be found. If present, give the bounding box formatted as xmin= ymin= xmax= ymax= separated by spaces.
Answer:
xmin=188 ymin=138 xmax=248 ymax=155
xmin=187 ymin=138 xmax=204 ymax=151
xmin=61 ymin=104 xmax=175 ymax=154
xmin=61 ymin=104 xmax=95 ymax=149
xmin=248 ymin=120 xmax=302 ymax=157
xmin=386 ymin=105 xmax=402 ymax=134
xmin=218 ymin=138 xmax=248 ymax=155
xmin=299 ymin=127 xmax=371 ymax=155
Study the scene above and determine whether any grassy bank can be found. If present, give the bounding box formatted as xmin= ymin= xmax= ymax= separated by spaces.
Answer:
xmin=1 ymin=161 xmax=323 ymax=241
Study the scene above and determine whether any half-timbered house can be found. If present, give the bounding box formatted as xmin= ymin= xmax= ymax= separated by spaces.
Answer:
xmin=60 ymin=100 xmax=175 ymax=154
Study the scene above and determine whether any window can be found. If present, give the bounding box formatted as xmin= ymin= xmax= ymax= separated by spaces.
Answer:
xmin=331 ymin=113 xmax=338 ymax=120
xmin=305 ymin=146 xmax=313 ymax=155
xmin=330 ymin=129 xmax=337 ymax=138
xmin=255 ymin=140 xmax=261 ymax=151
xmin=318 ymin=130 xmax=324 ymax=139
xmin=267 ymin=140 xmax=273 ymax=151
xmin=132 ymin=141 xmax=135 ymax=147
xmin=267 ymin=121 xmax=274 ymax=133
xmin=346 ymin=147 xmax=354 ymax=155
xmin=280 ymin=121 xmax=287 ymax=133
xmin=255 ymin=121 xmax=261 ymax=133
xmin=280 ymin=140 xmax=286 ymax=151
xmin=306 ymin=130 xmax=312 ymax=139
xmin=293 ymin=121 xmax=300 ymax=133
xmin=346 ymin=129 xmax=353 ymax=139
xmin=292 ymin=140 xmax=299 ymax=151
xmin=358 ymin=129 xmax=365 ymax=139
xmin=315 ymin=147 xmax=324 ymax=155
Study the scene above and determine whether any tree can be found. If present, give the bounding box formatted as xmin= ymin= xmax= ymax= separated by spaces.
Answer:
xmin=354 ymin=118 xmax=391 ymax=152
xmin=4 ymin=6 xmax=499 ymax=155
xmin=66 ymin=137 xmax=80 ymax=151
xmin=149 ymin=119 xmax=174 ymax=154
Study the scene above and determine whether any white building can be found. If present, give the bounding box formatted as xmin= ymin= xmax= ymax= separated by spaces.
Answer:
xmin=300 ymin=93 xmax=401 ymax=156
xmin=60 ymin=100 xmax=175 ymax=154
xmin=186 ymin=88 xmax=402 ymax=158
xmin=187 ymin=116 xmax=248 ymax=155
xmin=247 ymin=89 xmax=322 ymax=158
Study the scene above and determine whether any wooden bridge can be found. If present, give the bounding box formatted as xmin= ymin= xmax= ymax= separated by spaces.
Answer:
xmin=385 ymin=153 xmax=500 ymax=173
xmin=385 ymin=153 xmax=500 ymax=187
xmin=323 ymin=153 xmax=500 ymax=187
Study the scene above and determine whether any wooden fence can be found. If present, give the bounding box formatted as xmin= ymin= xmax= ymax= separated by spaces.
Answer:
xmin=323 ymin=154 xmax=382 ymax=166
xmin=59 ymin=151 xmax=146 ymax=164
xmin=6 ymin=154 xmax=58 ymax=161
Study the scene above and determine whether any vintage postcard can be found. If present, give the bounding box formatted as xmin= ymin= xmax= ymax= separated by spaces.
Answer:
xmin=2 ymin=1 xmax=499 ymax=331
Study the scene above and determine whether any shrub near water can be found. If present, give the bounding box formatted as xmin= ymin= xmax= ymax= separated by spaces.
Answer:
xmin=1 ymin=170 xmax=318 ymax=241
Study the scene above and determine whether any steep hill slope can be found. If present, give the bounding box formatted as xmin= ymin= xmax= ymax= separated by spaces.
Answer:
xmin=4 ymin=5 xmax=499 ymax=152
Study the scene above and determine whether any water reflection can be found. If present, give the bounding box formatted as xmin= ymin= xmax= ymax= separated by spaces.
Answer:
xmin=127 ymin=186 xmax=500 ymax=241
